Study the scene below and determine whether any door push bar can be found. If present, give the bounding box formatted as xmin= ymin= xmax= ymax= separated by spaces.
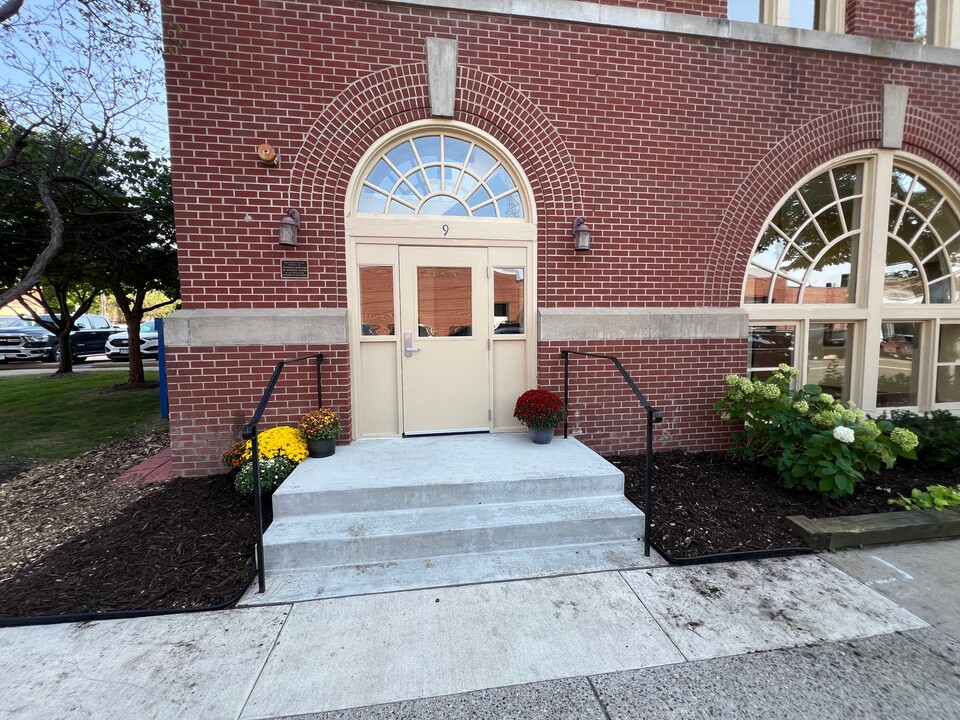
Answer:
xmin=403 ymin=331 xmax=421 ymax=357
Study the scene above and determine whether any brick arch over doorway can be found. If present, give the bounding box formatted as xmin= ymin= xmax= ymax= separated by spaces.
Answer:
xmin=706 ymin=103 xmax=960 ymax=307
xmin=287 ymin=62 xmax=583 ymax=299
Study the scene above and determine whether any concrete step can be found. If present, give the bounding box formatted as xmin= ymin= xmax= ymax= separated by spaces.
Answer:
xmin=273 ymin=470 xmax=625 ymax=517
xmin=239 ymin=540 xmax=664 ymax=606
xmin=263 ymin=496 xmax=644 ymax=571
xmin=273 ymin=434 xmax=624 ymax=517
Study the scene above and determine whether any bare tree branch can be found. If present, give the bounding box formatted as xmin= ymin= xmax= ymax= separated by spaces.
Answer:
xmin=0 ymin=120 xmax=40 ymax=169
xmin=0 ymin=172 xmax=64 ymax=307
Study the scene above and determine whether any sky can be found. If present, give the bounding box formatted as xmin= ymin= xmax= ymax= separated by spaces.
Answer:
xmin=0 ymin=0 xmax=170 ymax=155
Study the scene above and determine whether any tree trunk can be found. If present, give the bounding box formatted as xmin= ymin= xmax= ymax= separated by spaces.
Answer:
xmin=55 ymin=332 xmax=73 ymax=374
xmin=126 ymin=314 xmax=146 ymax=385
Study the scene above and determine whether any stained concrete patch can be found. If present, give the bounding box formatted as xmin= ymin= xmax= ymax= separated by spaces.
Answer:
xmin=0 ymin=606 xmax=289 ymax=720
xmin=823 ymin=538 xmax=960 ymax=643
xmin=620 ymin=555 xmax=926 ymax=661
xmin=241 ymin=572 xmax=683 ymax=718
xmin=590 ymin=627 xmax=960 ymax=719
xmin=273 ymin=676 xmax=607 ymax=719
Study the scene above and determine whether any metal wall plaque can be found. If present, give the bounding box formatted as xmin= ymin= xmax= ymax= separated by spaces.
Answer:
xmin=281 ymin=260 xmax=308 ymax=279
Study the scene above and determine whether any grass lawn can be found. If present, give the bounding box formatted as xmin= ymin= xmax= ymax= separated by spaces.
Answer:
xmin=0 ymin=371 xmax=168 ymax=462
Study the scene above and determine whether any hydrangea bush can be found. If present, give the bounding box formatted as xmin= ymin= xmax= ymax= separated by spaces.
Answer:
xmin=716 ymin=365 xmax=918 ymax=498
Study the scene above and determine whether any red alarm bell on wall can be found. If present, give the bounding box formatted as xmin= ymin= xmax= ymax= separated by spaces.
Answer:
xmin=257 ymin=143 xmax=278 ymax=165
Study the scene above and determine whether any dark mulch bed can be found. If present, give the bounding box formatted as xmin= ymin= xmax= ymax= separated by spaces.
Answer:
xmin=4 ymin=436 xmax=955 ymax=619
xmin=0 ymin=437 xmax=267 ymax=619
xmin=614 ymin=450 xmax=960 ymax=559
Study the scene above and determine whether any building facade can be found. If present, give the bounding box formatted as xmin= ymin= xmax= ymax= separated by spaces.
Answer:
xmin=162 ymin=0 xmax=960 ymax=476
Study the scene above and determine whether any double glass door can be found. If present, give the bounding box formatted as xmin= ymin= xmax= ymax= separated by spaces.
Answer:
xmin=355 ymin=243 xmax=529 ymax=436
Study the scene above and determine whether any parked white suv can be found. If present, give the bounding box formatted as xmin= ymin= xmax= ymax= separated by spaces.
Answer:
xmin=104 ymin=320 xmax=160 ymax=362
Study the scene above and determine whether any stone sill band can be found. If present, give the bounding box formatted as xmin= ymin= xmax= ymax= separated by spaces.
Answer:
xmin=380 ymin=0 xmax=960 ymax=68
xmin=163 ymin=307 xmax=747 ymax=346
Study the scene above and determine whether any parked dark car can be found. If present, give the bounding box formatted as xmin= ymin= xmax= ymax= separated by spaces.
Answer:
xmin=0 ymin=314 xmax=115 ymax=363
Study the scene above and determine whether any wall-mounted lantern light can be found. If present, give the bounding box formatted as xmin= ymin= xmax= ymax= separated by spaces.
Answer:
xmin=572 ymin=217 xmax=591 ymax=251
xmin=278 ymin=209 xmax=301 ymax=247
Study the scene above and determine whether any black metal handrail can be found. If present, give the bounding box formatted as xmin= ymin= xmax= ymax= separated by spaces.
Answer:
xmin=560 ymin=350 xmax=663 ymax=557
xmin=241 ymin=353 xmax=325 ymax=593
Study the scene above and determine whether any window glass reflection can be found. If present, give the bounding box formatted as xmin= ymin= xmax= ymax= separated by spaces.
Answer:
xmin=788 ymin=0 xmax=815 ymax=28
xmin=884 ymin=241 xmax=924 ymax=302
xmin=936 ymin=324 xmax=960 ymax=402
xmin=727 ymin=0 xmax=759 ymax=22
xmin=748 ymin=325 xmax=795 ymax=376
xmin=744 ymin=267 xmax=773 ymax=304
xmin=877 ymin=322 xmax=921 ymax=407
xmin=417 ymin=267 xmax=472 ymax=337
xmin=493 ymin=268 xmax=524 ymax=335
xmin=358 ymin=134 xmax=526 ymax=219
xmin=808 ymin=323 xmax=852 ymax=400
xmin=804 ymin=240 xmax=854 ymax=303
xmin=359 ymin=266 xmax=395 ymax=336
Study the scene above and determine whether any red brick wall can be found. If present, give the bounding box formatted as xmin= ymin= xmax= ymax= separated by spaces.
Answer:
xmin=540 ymin=340 xmax=747 ymax=455
xmin=161 ymin=0 xmax=960 ymax=473
xmin=166 ymin=344 xmax=350 ymax=476
xmin=846 ymin=0 xmax=916 ymax=41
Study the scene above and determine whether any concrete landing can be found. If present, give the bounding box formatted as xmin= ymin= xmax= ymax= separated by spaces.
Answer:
xmin=245 ymin=434 xmax=654 ymax=604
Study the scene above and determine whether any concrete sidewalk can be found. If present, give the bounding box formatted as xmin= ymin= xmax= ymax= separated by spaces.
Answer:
xmin=1 ymin=542 xmax=958 ymax=719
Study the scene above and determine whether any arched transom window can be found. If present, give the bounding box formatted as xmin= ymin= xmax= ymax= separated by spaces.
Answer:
xmin=743 ymin=153 xmax=960 ymax=412
xmin=357 ymin=133 xmax=525 ymax=219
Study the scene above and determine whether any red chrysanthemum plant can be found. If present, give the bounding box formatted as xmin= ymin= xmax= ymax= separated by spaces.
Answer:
xmin=513 ymin=389 xmax=567 ymax=429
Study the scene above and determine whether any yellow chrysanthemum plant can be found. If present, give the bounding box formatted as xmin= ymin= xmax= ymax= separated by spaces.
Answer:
xmin=225 ymin=425 xmax=309 ymax=495
xmin=242 ymin=425 xmax=309 ymax=464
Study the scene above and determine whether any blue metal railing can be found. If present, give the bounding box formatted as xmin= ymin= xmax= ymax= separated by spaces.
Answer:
xmin=560 ymin=350 xmax=663 ymax=557
xmin=241 ymin=353 xmax=325 ymax=593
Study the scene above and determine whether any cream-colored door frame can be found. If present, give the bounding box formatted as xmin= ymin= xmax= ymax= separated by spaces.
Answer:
xmin=348 ymin=231 xmax=537 ymax=438
xmin=344 ymin=121 xmax=538 ymax=438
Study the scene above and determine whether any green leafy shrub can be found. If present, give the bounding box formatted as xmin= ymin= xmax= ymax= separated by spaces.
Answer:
xmin=889 ymin=484 xmax=960 ymax=510
xmin=717 ymin=365 xmax=918 ymax=498
xmin=234 ymin=456 xmax=296 ymax=494
xmin=882 ymin=409 xmax=960 ymax=469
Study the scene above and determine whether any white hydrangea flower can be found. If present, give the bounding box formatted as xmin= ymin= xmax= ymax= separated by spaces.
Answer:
xmin=832 ymin=426 xmax=855 ymax=444
xmin=757 ymin=383 xmax=781 ymax=399
xmin=890 ymin=427 xmax=919 ymax=452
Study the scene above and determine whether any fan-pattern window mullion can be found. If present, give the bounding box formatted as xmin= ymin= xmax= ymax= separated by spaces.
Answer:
xmin=358 ymin=134 xmax=525 ymax=219
xmin=885 ymin=167 xmax=960 ymax=304
xmin=745 ymin=163 xmax=864 ymax=305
